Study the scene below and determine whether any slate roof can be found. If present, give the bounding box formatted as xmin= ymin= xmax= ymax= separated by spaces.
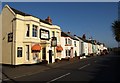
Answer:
xmin=61 ymin=32 xmax=79 ymax=41
xmin=9 ymin=6 xmax=52 ymax=25
xmin=10 ymin=7 xmax=31 ymax=16
xmin=76 ymin=35 xmax=93 ymax=43
xmin=61 ymin=32 xmax=69 ymax=37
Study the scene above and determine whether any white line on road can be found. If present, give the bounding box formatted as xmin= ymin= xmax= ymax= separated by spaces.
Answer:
xmin=47 ymin=73 xmax=71 ymax=83
xmin=78 ymin=64 xmax=90 ymax=70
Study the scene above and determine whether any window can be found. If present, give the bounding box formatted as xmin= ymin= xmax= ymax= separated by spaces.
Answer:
xmin=66 ymin=50 xmax=68 ymax=56
xmin=17 ymin=47 xmax=22 ymax=57
xmin=68 ymin=39 xmax=72 ymax=45
xmin=52 ymin=31 xmax=55 ymax=37
xmin=69 ymin=50 xmax=71 ymax=56
xmin=26 ymin=24 xmax=30 ymax=37
xmin=66 ymin=49 xmax=70 ymax=57
xmin=32 ymin=25 xmax=37 ymax=37
xmin=56 ymin=32 xmax=59 ymax=42
xmin=65 ymin=38 xmax=67 ymax=45
xmin=74 ymin=41 xmax=76 ymax=47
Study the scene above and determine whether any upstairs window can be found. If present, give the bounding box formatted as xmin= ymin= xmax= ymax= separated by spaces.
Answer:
xmin=56 ymin=32 xmax=60 ymax=42
xmin=74 ymin=41 xmax=76 ymax=47
xmin=52 ymin=31 xmax=55 ymax=37
xmin=68 ymin=39 xmax=72 ymax=45
xmin=65 ymin=38 xmax=67 ymax=45
xmin=32 ymin=25 xmax=37 ymax=37
xmin=26 ymin=24 xmax=30 ymax=37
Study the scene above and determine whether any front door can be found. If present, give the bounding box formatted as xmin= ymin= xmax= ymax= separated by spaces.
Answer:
xmin=42 ymin=47 xmax=46 ymax=60
xmin=49 ymin=50 xmax=52 ymax=63
xmin=25 ymin=45 xmax=29 ymax=61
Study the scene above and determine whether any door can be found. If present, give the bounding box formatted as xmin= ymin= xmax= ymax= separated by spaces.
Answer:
xmin=49 ymin=50 xmax=52 ymax=63
xmin=42 ymin=47 xmax=46 ymax=60
xmin=25 ymin=45 xmax=29 ymax=61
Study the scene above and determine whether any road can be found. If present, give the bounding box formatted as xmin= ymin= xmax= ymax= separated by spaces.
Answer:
xmin=2 ymin=52 xmax=120 ymax=82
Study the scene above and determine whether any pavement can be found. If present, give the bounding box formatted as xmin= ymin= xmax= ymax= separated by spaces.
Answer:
xmin=2 ymin=57 xmax=84 ymax=81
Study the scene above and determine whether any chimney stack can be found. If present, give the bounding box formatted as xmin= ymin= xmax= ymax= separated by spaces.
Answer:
xmin=82 ymin=34 xmax=86 ymax=39
xmin=67 ymin=31 xmax=71 ymax=34
xmin=45 ymin=16 xmax=52 ymax=24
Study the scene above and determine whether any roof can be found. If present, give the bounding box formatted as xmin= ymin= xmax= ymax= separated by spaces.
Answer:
xmin=76 ymin=35 xmax=93 ymax=43
xmin=10 ymin=7 xmax=31 ymax=16
xmin=61 ymin=32 xmax=79 ymax=41
xmin=76 ymin=36 xmax=83 ymax=40
xmin=61 ymin=32 xmax=69 ymax=37
xmin=9 ymin=6 xmax=52 ymax=25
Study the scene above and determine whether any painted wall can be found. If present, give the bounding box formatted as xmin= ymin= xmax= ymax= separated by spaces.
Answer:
xmin=82 ymin=42 xmax=88 ymax=56
xmin=88 ymin=42 xmax=93 ymax=55
xmin=2 ymin=5 xmax=15 ymax=64
xmin=0 ymin=12 xmax=2 ymax=64
xmin=72 ymin=40 xmax=79 ymax=57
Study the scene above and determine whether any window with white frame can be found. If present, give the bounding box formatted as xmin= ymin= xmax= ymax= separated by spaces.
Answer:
xmin=56 ymin=32 xmax=59 ymax=42
xmin=65 ymin=38 xmax=67 ymax=45
xmin=32 ymin=25 xmax=38 ymax=37
xmin=52 ymin=31 xmax=55 ymax=37
xmin=66 ymin=49 xmax=71 ymax=57
xmin=17 ymin=47 xmax=22 ymax=57
xmin=74 ymin=41 xmax=76 ymax=47
xmin=66 ymin=49 xmax=68 ymax=56
xmin=68 ymin=39 xmax=72 ymax=45
xmin=26 ymin=24 xmax=30 ymax=37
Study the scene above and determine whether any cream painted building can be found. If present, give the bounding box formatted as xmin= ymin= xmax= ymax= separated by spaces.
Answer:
xmin=1 ymin=5 xmax=62 ymax=65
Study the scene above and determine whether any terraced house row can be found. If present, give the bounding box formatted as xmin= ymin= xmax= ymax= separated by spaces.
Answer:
xmin=0 ymin=5 xmax=108 ymax=65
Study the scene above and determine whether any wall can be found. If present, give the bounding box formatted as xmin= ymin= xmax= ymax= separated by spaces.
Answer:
xmin=83 ymin=42 xmax=88 ymax=55
xmin=2 ymin=5 xmax=15 ymax=64
xmin=61 ymin=37 xmax=66 ymax=58
xmin=0 ymin=13 xmax=2 ymax=64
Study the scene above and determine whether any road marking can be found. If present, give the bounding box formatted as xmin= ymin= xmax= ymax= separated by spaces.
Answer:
xmin=78 ymin=64 xmax=90 ymax=70
xmin=47 ymin=73 xmax=70 ymax=83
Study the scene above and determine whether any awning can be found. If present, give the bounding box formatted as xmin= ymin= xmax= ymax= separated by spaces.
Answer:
xmin=32 ymin=44 xmax=41 ymax=52
xmin=56 ymin=45 xmax=63 ymax=52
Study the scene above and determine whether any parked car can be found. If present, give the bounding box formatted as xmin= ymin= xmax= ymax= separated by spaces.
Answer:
xmin=103 ymin=49 xmax=109 ymax=54
xmin=100 ymin=49 xmax=109 ymax=56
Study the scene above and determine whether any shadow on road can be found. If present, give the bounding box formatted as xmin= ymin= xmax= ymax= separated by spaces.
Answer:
xmin=88 ymin=53 xmax=120 ymax=82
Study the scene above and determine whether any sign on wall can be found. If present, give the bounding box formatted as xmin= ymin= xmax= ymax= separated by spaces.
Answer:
xmin=8 ymin=32 xmax=13 ymax=42
xmin=40 ymin=29 xmax=50 ymax=40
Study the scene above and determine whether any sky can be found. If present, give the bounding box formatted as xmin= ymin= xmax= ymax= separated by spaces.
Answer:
xmin=1 ymin=2 xmax=118 ymax=48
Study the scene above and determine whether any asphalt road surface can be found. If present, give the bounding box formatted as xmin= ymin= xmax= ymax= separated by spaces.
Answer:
xmin=2 ymin=52 xmax=120 ymax=82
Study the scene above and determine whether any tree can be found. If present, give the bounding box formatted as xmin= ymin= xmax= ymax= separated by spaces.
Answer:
xmin=112 ymin=20 xmax=120 ymax=47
